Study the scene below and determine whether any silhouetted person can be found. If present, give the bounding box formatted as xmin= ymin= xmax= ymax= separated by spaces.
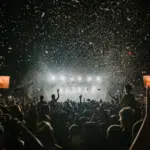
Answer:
xmin=49 ymin=89 xmax=60 ymax=109
xmin=52 ymin=89 xmax=60 ymax=102
xmin=120 ymin=107 xmax=135 ymax=150
xmin=107 ymin=125 xmax=124 ymax=150
xmin=120 ymin=84 xmax=136 ymax=109
xmin=37 ymin=121 xmax=61 ymax=150
xmin=26 ymin=104 xmax=37 ymax=134
xmin=37 ymin=95 xmax=46 ymax=112
xmin=69 ymin=124 xmax=81 ymax=150
xmin=39 ymin=104 xmax=51 ymax=123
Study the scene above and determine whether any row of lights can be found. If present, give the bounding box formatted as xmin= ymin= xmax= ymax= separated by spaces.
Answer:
xmin=59 ymin=86 xmax=97 ymax=93
xmin=49 ymin=76 xmax=101 ymax=82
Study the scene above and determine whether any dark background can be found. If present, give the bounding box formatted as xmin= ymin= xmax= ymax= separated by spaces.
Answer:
xmin=0 ymin=0 xmax=150 ymax=88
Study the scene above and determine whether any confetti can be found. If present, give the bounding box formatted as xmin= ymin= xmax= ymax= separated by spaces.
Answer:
xmin=0 ymin=0 xmax=147 ymax=100
xmin=127 ymin=17 xmax=131 ymax=21
xmin=41 ymin=12 xmax=45 ymax=18
xmin=8 ymin=47 xmax=12 ymax=50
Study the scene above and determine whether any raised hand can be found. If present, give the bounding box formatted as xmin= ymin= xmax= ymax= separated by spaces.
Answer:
xmin=79 ymin=95 xmax=82 ymax=99
xmin=56 ymin=89 xmax=60 ymax=101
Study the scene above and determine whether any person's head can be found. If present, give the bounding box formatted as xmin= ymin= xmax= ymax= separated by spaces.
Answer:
xmin=37 ymin=121 xmax=61 ymax=149
xmin=9 ymin=105 xmax=23 ymax=121
xmin=132 ymin=120 xmax=143 ymax=139
xmin=58 ymin=111 xmax=68 ymax=123
xmin=69 ymin=124 xmax=80 ymax=146
xmin=107 ymin=125 xmax=123 ymax=149
xmin=40 ymin=95 xmax=44 ymax=101
xmin=4 ymin=118 xmax=21 ymax=139
xmin=82 ymin=122 xmax=100 ymax=140
xmin=77 ymin=117 xmax=88 ymax=128
xmin=125 ymin=84 xmax=132 ymax=94
xmin=69 ymin=124 xmax=80 ymax=137
xmin=4 ymin=118 xmax=25 ymax=150
xmin=119 ymin=107 xmax=135 ymax=130
xmin=82 ymin=122 xmax=101 ymax=149
xmin=51 ymin=94 xmax=55 ymax=101
xmin=107 ymin=124 xmax=122 ymax=140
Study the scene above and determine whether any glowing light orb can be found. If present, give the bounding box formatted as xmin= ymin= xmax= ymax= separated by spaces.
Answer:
xmin=96 ymin=76 xmax=100 ymax=81
xmin=70 ymin=78 xmax=75 ymax=82
xmin=60 ymin=88 xmax=63 ymax=93
xmin=60 ymin=75 xmax=66 ymax=81
xmin=87 ymin=76 xmax=92 ymax=82
xmin=51 ymin=76 xmax=56 ymax=81
xmin=77 ymin=76 xmax=82 ymax=81
xmin=72 ymin=87 xmax=76 ymax=93
xmin=77 ymin=87 xmax=81 ymax=92
xmin=84 ymin=87 xmax=88 ymax=93
xmin=91 ymin=86 xmax=96 ymax=92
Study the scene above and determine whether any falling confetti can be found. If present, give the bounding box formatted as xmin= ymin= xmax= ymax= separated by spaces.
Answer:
xmin=73 ymin=0 xmax=80 ymax=3
xmin=127 ymin=17 xmax=131 ymax=21
xmin=8 ymin=47 xmax=12 ymax=50
xmin=0 ymin=0 xmax=148 ymax=99
xmin=41 ymin=12 xmax=45 ymax=18
xmin=127 ymin=51 xmax=133 ymax=55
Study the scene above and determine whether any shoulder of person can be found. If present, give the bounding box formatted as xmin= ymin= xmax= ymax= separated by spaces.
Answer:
xmin=44 ymin=101 xmax=47 ymax=104
xmin=123 ymin=94 xmax=128 ymax=98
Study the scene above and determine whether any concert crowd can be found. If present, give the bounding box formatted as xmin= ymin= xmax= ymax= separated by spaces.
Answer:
xmin=0 ymin=84 xmax=150 ymax=150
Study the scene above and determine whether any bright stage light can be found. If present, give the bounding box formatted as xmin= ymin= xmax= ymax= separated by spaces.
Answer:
xmin=51 ymin=76 xmax=56 ymax=81
xmin=77 ymin=87 xmax=81 ymax=93
xmin=87 ymin=76 xmax=92 ymax=82
xmin=70 ymin=78 xmax=73 ymax=81
xmin=60 ymin=75 xmax=66 ymax=81
xmin=96 ymin=76 xmax=100 ymax=81
xmin=60 ymin=88 xmax=63 ymax=93
xmin=77 ymin=76 xmax=82 ymax=81
xmin=72 ymin=87 xmax=76 ymax=93
xmin=65 ymin=88 xmax=69 ymax=93
xmin=91 ymin=86 xmax=96 ymax=92
xmin=84 ymin=87 xmax=88 ymax=93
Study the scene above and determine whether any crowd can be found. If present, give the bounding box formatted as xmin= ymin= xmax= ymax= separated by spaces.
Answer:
xmin=0 ymin=84 xmax=149 ymax=150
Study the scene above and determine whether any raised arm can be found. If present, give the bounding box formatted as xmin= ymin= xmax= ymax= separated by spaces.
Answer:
xmin=55 ymin=89 xmax=60 ymax=101
xmin=79 ymin=95 xmax=82 ymax=105
xmin=130 ymin=87 xmax=150 ymax=150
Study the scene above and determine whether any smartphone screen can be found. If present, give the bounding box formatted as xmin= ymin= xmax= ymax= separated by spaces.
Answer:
xmin=143 ymin=75 xmax=150 ymax=88
xmin=0 ymin=76 xmax=10 ymax=89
